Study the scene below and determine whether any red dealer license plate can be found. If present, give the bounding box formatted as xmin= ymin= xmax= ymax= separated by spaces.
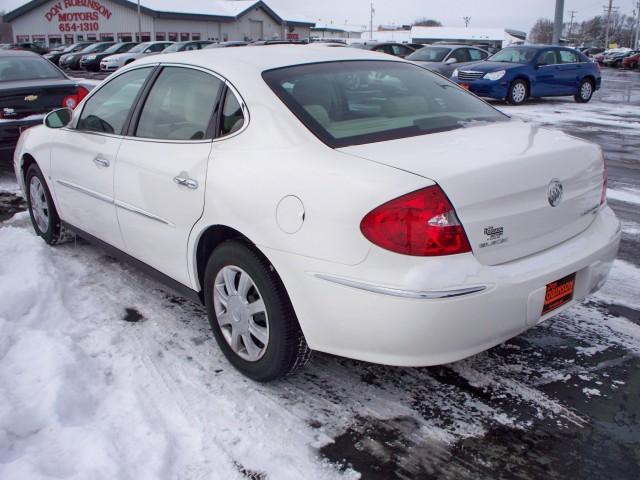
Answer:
xmin=542 ymin=273 xmax=576 ymax=315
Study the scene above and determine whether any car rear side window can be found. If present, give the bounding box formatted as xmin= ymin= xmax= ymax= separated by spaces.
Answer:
xmin=263 ymin=60 xmax=507 ymax=148
xmin=559 ymin=50 xmax=578 ymax=63
xmin=135 ymin=67 xmax=223 ymax=141
xmin=468 ymin=48 xmax=486 ymax=61
xmin=77 ymin=66 xmax=152 ymax=134
xmin=219 ymin=90 xmax=245 ymax=137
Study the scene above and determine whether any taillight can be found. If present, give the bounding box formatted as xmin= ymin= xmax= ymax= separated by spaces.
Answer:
xmin=360 ymin=185 xmax=472 ymax=256
xmin=600 ymin=154 xmax=608 ymax=205
xmin=62 ymin=86 xmax=89 ymax=109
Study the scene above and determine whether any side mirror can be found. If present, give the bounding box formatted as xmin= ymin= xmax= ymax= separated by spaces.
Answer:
xmin=445 ymin=57 xmax=458 ymax=65
xmin=44 ymin=108 xmax=73 ymax=128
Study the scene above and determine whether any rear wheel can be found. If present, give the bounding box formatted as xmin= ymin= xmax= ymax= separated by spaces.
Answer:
xmin=25 ymin=163 xmax=65 ymax=245
xmin=203 ymin=240 xmax=310 ymax=381
xmin=506 ymin=79 xmax=528 ymax=105
xmin=575 ymin=78 xmax=594 ymax=103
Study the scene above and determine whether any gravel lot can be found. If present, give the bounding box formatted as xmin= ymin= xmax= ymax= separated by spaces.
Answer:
xmin=0 ymin=68 xmax=638 ymax=480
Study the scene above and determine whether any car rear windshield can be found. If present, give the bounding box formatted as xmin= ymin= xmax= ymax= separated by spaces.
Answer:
xmin=406 ymin=47 xmax=450 ymax=62
xmin=263 ymin=60 xmax=507 ymax=148
xmin=0 ymin=56 xmax=63 ymax=82
xmin=488 ymin=47 xmax=536 ymax=63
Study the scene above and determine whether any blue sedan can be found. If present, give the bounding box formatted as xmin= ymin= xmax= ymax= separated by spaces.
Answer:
xmin=452 ymin=45 xmax=602 ymax=105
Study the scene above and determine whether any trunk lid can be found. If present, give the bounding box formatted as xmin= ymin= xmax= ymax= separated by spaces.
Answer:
xmin=339 ymin=120 xmax=604 ymax=265
xmin=0 ymin=79 xmax=78 ymax=120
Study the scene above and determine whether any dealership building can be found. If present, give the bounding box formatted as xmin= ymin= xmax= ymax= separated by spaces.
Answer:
xmin=3 ymin=0 xmax=315 ymax=47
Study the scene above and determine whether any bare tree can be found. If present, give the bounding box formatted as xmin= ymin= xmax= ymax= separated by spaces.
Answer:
xmin=529 ymin=18 xmax=554 ymax=44
xmin=413 ymin=18 xmax=443 ymax=27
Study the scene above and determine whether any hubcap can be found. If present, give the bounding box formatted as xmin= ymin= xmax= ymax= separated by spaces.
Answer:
xmin=213 ymin=266 xmax=269 ymax=362
xmin=581 ymin=82 xmax=592 ymax=99
xmin=29 ymin=176 xmax=49 ymax=232
xmin=512 ymin=83 xmax=526 ymax=103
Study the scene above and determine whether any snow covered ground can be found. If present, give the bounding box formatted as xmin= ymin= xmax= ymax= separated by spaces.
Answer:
xmin=0 ymin=70 xmax=639 ymax=479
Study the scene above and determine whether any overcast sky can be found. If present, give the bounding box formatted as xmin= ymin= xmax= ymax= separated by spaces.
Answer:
xmin=269 ymin=0 xmax=624 ymax=33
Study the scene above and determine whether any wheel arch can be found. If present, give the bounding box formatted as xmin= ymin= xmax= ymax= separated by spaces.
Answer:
xmin=193 ymin=224 xmax=259 ymax=293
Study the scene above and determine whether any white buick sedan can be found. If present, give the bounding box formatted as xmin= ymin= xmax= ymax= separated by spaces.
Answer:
xmin=14 ymin=46 xmax=620 ymax=381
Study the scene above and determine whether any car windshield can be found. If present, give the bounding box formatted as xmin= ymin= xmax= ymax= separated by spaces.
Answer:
xmin=162 ymin=43 xmax=183 ymax=53
xmin=0 ymin=55 xmax=63 ymax=81
xmin=488 ymin=47 xmax=536 ymax=63
xmin=103 ymin=43 xmax=128 ymax=54
xmin=62 ymin=43 xmax=85 ymax=53
xmin=263 ymin=60 xmax=507 ymax=148
xmin=129 ymin=43 xmax=150 ymax=53
xmin=406 ymin=47 xmax=451 ymax=62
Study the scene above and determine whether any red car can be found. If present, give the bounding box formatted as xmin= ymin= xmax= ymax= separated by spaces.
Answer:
xmin=594 ymin=53 xmax=605 ymax=64
xmin=622 ymin=52 xmax=640 ymax=69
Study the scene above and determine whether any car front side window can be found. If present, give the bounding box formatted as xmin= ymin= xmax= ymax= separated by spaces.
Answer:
xmin=135 ymin=67 xmax=223 ymax=141
xmin=537 ymin=50 xmax=558 ymax=66
xmin=77 ymin=67 xmax=152 ymax=134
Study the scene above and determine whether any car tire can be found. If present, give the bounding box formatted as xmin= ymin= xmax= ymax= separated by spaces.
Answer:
xmin=25 ymin=163 xmax=65 ymax=245
xmin=506 ymin=79 xmax=529 ymax=105
xmin=575 ymin=78 xmax=594 ymax=103
xmin=203 ymin=240 xmax=311 ymax=382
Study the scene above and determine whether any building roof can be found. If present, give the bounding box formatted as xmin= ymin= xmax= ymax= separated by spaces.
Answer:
xmin=411 ymin=26 xmax=525 ymax=42
xmin=311 ymin=23 xmax=364 ymax=34
xmin=3 ymin=0 xmax=315 ymax=27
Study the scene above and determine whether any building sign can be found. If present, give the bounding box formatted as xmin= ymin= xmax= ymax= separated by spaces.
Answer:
xmin=44 ymin=0 xmax=112 ymax=33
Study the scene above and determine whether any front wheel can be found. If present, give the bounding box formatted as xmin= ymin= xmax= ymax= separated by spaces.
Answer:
xmin=506 ymin=79 xmax=528 ymax=105
xmin=204 ymin=240 xmax=310 ymax=381
xmin=25 ymin=163 xmax=65 ymax=245
xmin=575 ymin=79 xmax=594 ymax=103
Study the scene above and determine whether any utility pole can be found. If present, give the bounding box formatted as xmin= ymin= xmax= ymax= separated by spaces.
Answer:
xmin=137 ymin=0 xmax=142 ymax=42
xmin=369 ymin=2 xmax=375 ymax=41
xmin=463 ymin=16 xmax=471 ymax=28
xmin=567 ymin=10 xmax=577 ymax=43
xmin=552 ymin=0 xmax=564 ymax=45
xmin=604 ymin=0 xmax=613 ymax=48
xmin=635 ymin=0 xmax=640 ymax=49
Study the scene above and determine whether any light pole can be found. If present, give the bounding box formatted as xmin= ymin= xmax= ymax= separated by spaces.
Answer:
xmin=552 ymin=0 xmax=564 ymax=45
xmin=137 ymin=0 xmax=142 ymax=42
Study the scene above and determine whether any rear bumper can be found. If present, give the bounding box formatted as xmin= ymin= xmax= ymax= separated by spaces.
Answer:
xmin=0 ymin=116 xmax=44 ymax=155
xmin=263 ymin=206 xmax=621 ymax=366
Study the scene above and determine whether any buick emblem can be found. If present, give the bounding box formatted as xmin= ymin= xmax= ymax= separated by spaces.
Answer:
xmin=547 ymin=179 xmax=563 ymax=207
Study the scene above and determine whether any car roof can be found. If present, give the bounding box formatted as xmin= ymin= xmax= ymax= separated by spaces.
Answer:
xmin=135 ymin=44 xmax=403 ymax=75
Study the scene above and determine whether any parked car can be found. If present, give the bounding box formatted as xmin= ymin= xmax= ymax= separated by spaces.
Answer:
xmin=44 ymin=42 xmax=92 ymax=66
xmin=250 ymin=40 xmax=307 ymax=46
xmin=100 ymin=41 xmax=173 ymax=72
xmin=13 ymin=46 xmax=619 ymax=381
xmin=622 ymin=51 xmax=640 ymax=69
xmin=603 ymin=50 xmax=637 ymax=68
xmin=80 ymin=42 xmax=138 ymax=71
xmin=581 ymin=47 xmax=604 ymax=57
xmin=351 ymin=42 xmax=415 ymax=58
xmin=407 ymin=44 xmax=489 ymax=78
xmin=7 ymin=42 xmax=49 ymax=55
xmin=0 ymin=50 xmax=89 ymax=160
xmin=453 ymin=45 xmax=601 ymax=104
xmin=60 ymin=42 xmax=115 ymax=70
xmin=205 ymin=41 xmax=249 ymax=49
xmin=162 ymin=41 xmax=214 ymax=53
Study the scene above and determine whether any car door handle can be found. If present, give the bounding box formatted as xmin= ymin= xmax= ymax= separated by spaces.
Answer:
xmin=173 ymin=174 xmax=198 ymax=189
xmin=93 ymin=155 xmax=110 ymax=168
